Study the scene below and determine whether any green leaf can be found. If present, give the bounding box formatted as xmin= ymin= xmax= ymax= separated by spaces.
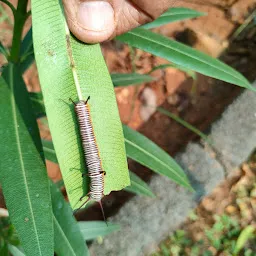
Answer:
xmin=0 ymin=41 xmax=8 ymax=58
xmin=29 ymin=92 xmax=45 ymax=118
xmin=0 ymin=64 xmax=53 ymax=256
xmin=125 ymin=171 xmax=155 ymax=197
xmin=111 ymin=73 xmax=155 ymax=87
xmin=123 ymin=125 xmax=192 ymax=190
xmin=78 ymin=221 xmax=120 ymax=241
xmin=31 ymin=0 xmax=130 ymax=210
xmin=233 ymin=226 xmax=255 ymax=255
xmin=141 ymin=7 xmax=206 ymax=29
xmin=8 ymin=245 xmax=25 ymax=256
xmin=42 ymin=139 xmax=58 ymax=163
xmin=50 ymin=181 xmax=89 ymax=256
xmin=117 ymin=28 xmax=253 ymax=90
xmin=20 ymin=28 xmax=34 ymax=74
xmin=148 ymin=63 xmax=197 ymax=80
xmin=42 ymin=126 xmax=192 ymax=192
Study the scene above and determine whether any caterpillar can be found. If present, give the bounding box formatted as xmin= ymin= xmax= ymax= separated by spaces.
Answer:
xmin=70 ymin=96 xmax=106 ymax=221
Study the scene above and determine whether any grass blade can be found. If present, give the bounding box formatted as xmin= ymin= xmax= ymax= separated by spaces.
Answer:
xmin=156 ymin=107 xmax=211 ymax=143
xmin=125 ymin=171 xmax=155 ymax=197
xmin=78 ymin=221 xmax=120 ymax=241
xmin=141 ymin=7 xmax=206 ymax=29
xmin=117 ymin=28 xmax=252 ymax=90
xmin=111 ymin=73 xmax=155 ymax=87
xmin=0 ymin=64 xmax=53 ymax=256
xmin=123 ymin=125 xmax=193 ymax=190
xmin=31 ymin=0 xmax=130 ymax=210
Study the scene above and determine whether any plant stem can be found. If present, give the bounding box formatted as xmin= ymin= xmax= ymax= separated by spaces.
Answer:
xmin=9 ymin=0 xmax=29 ymax=63
xmin=0 ymin=0 xmax=16 ymax=14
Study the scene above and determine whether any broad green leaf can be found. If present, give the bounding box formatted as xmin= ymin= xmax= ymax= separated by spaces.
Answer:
xmin=42 ymin=130 xmax=191 ymax=192
xmin=234 ymin=226 xmax=255 ymax=255
xmin=50 ymin=181 xmax=89 ymax=256
xmin=156 ymin=107 xmax=211 ymax=144
xmin=0 ymin=64 xmax=53 ymax=256
xmin=20 ymin=28 xmax=34 ymax=74
xmin=123 ymin=125 xmax=192 ymax=190
xmin=31 ymin=0 xmax=130 ymax=210
xmin=42 ymin=140 xmax=155 ymax=197
xmin=111 ymin=73 xmax=155 ymax=87
xmin=29 ymin=92 xmax=45 ymax=118
xmin=142 ymin=7 xmax=206 ymax=29
xmin=125 ymin=171 xmax=155 ymax=197
xmin=117 ymin=28 xmax=253 ymax=90
xmin=78 ymin=221 xmax=120 ymax=241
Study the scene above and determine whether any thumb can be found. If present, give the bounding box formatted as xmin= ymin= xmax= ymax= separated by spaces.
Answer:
xmin=62 ymin=0 xmax=119 ymax=44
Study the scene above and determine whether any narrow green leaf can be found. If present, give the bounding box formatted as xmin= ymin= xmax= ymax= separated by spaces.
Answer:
xmin=156 ymin=107 xmax=211 ymax=143
xmin=111 ymin=73 xmax=155 ymax=87
xmin=42 ymin=139 xmax=58 ymax=164
xmin=20 ymin=28 xmax=34 ymax=74
xmin=148 ymin=63 xmax=197 ymax=80
xmin=50 ymin=181 xmax=89 ymax=256
xmin=0 ymin=41 xmax=8 ymax=58
xmin=123 ymin=125 xmax=192 ymax=190
xmin=79 ymin=221 xmax=120 ymax=241
xmin=233 ymin=226 xmax=255 ymax=255
xmin=8 ymin=245 xmax=25 ymax=256
xmin=125 ymin=171 xmax=155 ymax=197
xmin=117 ymin=28 xmax=252 ymax=90
xmin=29 ymin=92 xmax=45 ymax=118
xmin=142 ymin=7 xmax=206 ymax=29
xmin=0 ymin=64 xmax=53 ymax=256
xmin=31 ymin=0 xmax=130 ymax=210
xmin=124 ymin=172 xmax=155 ymax=197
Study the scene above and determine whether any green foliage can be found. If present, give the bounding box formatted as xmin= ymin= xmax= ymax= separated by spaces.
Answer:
xmin=31 ymin=0 xmax=130 ymax=210
xmin=117 ymin=28 xmax=252 ymax=90
xmin=123 ymin=125 xmax=193 ymax=190
xmin=79 ymin=221 xmax=120 ymax=241
xmin=42 ymin=139 xmax=155 ymax=198
xmin=111 ymin=73 xmax=156 ymax=86
xmin=154 ymin=214 xmax=255 ymax=256
xmin=125 ymin=171 xmax=155 ymax=197
xmin=0 ymin=64 xmax=54 ymax=256
xmin=0 ymin=1 xmax=253 ymax=255
xmin=141 ymin=7 xmax=206 ymax=29
xmin=0 ymin=217 xmax=20 ymax=253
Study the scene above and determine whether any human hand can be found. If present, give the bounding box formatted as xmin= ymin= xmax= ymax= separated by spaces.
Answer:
xmin=63 ymin=0 xmax=177 ymax=43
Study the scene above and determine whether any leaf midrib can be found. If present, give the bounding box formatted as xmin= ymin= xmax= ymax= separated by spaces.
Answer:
xmin=126 ymin=30 xmax=248 ymax=86
xmin=53 ymin=216 xmax=77 ymax=256
xmin=124 ymin=138 xmax=189 ymax=186
xmin=9 ymin=65 xmax=42 ymax=256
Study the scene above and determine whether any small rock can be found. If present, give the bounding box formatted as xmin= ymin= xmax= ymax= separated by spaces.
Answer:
xmin=140 ymin=88 xmax=157 ymax=122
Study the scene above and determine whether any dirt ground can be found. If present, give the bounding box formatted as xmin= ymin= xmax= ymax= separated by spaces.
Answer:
xmin=154 ymin=152 xmax=256 ymax=255
xmin=0 ymin=0 xmax=256 ymax=221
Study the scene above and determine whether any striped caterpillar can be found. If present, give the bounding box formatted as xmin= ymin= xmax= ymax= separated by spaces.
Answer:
xmin=70 ymin=96 xmax=106 ymax=221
